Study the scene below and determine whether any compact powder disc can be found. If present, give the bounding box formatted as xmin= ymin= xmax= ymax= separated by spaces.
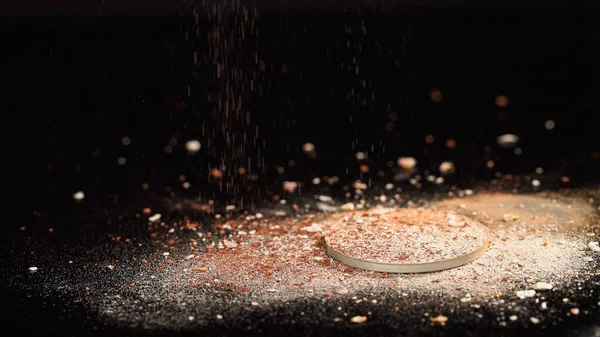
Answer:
xmin=324 ymin=208 xmax=489 ymax=273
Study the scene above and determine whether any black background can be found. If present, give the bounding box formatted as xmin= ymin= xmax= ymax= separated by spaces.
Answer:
xmin=3 ymin=3 xmax=600 ymax=213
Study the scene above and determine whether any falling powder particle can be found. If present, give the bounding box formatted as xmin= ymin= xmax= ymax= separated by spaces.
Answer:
xmin=509 ymin=315 xmax=518 ymax=321
xmin=28 ymin=266 xmax=38 ymax=272
xmin=545 ymin=120 xmax=555 ymax=130
xmin=216 ymin=314 xmax=223 ymax=320
xmin=570 ymin=308 xmax=580 ymax=315
xmin=282 ymin=181 xmax=298 ymax=192
xmin=397 ymin=157 xmax=417 ymax=170
xmin=117 ymin=157 xmax=126 ymax=165
xmin=185 ymin=140 xmax=201 ymax=153
xmin=495 ymin=95 xmax=509 ymax=108
xmin=73 ymin=191 xmax=85 ymax=201
xmin=430 ymin=89 xmax=443 ymax=103
xmin=532 ymin=180 xmax=541 ymax=188
xmin=121 ymin=136 xmax=131 ymax=146
xmin=302 ymin=143 xmax=315 ymax=154
xmin=530 ymin=317 xmax=540 ymax=324
xmin=445 ymin=139 xmax=457 ymax=149
xmin=497 ymin=134 xmax=519 ymax=148
xmin=350 ymin=316 xmax=367 ymax=324
xmin=439 ymin=161 xmax=455 ymax=176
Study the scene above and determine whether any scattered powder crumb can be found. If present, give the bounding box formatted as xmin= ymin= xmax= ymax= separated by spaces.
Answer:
xmin=149 ymin=214 xmax=162 ymax=222
xmin=300 ymin=223 xmax=322 ymax=233
xmin=570 ymin=308 xmax=580 ymax=315
xmin=532 ymin=282 xmax=553 ymax=290
xmin=340 ymin=203 xmax=355 ymax=211
xmin=429 ymin=315 xmax=448 ymax=325
xmin=59 ymin=193 xmax=598 ymax=329
xmin=350 ymin=316 xmax=367 ymax=324
xmin=589 ymin=242 xmax=600 ymax=252
xmin=515 ymin=290 xmax=536 ymax=299
xmin=530 ymin=317 xmax=540 ymax=324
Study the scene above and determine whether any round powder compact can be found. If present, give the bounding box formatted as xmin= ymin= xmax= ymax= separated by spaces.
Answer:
xmin=324 ymin=208 xmax=490 ymax=273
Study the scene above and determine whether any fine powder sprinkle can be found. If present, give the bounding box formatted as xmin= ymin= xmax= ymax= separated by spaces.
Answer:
xmin=66 ymin=193 xmax=598 ymax=328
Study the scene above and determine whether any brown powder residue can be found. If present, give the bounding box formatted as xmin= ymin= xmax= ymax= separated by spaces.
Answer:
xmin=434 ymin=192 xmax=595 ymax=232
xmin=84 ymin=192 xmax=598 ymax=331
xmin=143 ymin=193 xmax=595 ymax=303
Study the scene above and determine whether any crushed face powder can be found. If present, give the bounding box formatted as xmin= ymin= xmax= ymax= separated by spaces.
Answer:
xmin=324 ymin=208 xmax=489 ymax=264
xmin=54 ymin=192 xmax=598 ymax=329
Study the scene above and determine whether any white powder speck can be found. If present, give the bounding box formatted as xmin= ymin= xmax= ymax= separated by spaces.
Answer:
xmin=301 ymin=223 xmax=322 ymax=233
xmin=185 ymin=140 xmax=201 ymax=153
xmin=516 ymin=290 xmax=536 ymax=299
xmin=73 ymin=191 xmax=85 ymax=200
xmin=532 ymin=282 xmax=553 ymax=290
xmin=149 ymin=214 xmax=162 ymax=222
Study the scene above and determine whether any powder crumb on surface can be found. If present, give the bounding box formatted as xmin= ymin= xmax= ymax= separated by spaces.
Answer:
xmin=349 ymin=316 xmax=367 ymax=324
xmin=31 ymin=192 xmax=599 ymax=331
xmin=532 ymin=282 xmax=553 ymax=290
xmin=149 ymin=214 xmax=162 ymax=222
xmin=429 ymin=315 xmax=448 ymax=325
xmin=516 ymin=290 xmax=536 ymax=299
